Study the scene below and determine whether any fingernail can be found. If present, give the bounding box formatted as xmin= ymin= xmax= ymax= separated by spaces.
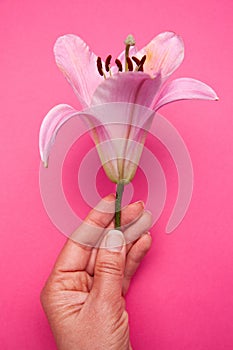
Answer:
xmin=132 ymin=200 xmax=144 ymax=208
xmin=106 ymin=193 xmax=116 ymax=201
xmin=106 ymin=230 xmax=124 ymax=252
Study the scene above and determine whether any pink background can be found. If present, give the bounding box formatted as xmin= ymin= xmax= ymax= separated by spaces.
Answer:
xmin=1 ymin=0 xmax=232 ymax=349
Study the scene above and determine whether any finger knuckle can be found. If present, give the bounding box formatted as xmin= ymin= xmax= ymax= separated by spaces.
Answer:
xmin=40 ymin=278 xmax=54 ymax=307
xmin=40 ymin=286 xmax=48 ymax=307
xmin=95 ymin=259 xmax=123 ymax=277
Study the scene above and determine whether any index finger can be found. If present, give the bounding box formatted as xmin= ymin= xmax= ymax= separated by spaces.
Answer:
xmin=54 ymin=194 xmax=115 ymax=272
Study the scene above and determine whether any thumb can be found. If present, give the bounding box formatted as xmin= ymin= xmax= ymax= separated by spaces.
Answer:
xmin=92 ymin=230 xmax=126 ymax=301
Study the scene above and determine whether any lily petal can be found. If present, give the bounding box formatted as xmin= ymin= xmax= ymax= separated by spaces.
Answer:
xmin=40 ymin=102 xmax=155 ymax=184
xmin=153 ymin=78 xmax=219 ymax=111
xmin=39 ymin=104 xmax=80 ymax=167
xmin=136 ymin=32 xmax=184 ymax=79
xmin=87 ymin=103 xmax=155 ymax=183
xmin=121 ymin=110 xmax=156 ymax=182
xmin=39 ymin=104 xmax=111 ymax=168
xmin=91 ymin=71 xmax=162 ymax=107
xmin=54 ymin=35 xmax=102 ymax=107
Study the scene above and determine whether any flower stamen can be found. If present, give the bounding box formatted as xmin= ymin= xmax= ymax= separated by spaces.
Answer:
xmin=105 ymin=55 xmax=112 ymax=73
xmin=97 ymin=57 xmax=106 ymax=78
xmin=126 ymin=57 xmax=133 ymax=71
xmin=115 ymin=59 xmax=123 ymax=72
xmin=132 ymin=56 xmax=140 ymax=66
xmin=138 ymin=55 xmax=147 ymax=72
xmin=132 ymin=55 xmax=147 ymax=72
xmin=96 ymin=39 xmax=145 ymax=77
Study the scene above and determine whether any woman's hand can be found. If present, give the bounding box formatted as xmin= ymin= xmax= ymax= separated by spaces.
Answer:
xmin=41 ymin=194 xmax=152 ymax=350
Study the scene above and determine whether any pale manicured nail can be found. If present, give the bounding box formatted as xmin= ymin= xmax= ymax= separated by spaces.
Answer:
xmin=106 ymin=230 xmax=124 ymax=252
xmin=106 ymin=193 xmax=116 ymax=201
xmin=133 ymin=200 xmax=144 ymax=208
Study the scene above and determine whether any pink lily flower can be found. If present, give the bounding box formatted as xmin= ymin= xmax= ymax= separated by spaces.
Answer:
xmin=39 ymin=32 xmax=218 ymax=184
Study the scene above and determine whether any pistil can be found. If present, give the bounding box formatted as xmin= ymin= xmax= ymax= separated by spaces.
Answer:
xmin=126 ymin=57 xmax=133 ymax=71
xmin=124 ymin=34 xmax=136 ymax=71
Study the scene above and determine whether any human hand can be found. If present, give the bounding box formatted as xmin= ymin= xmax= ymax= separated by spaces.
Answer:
xmin=41 ymin=194 xmax=152 ymax=350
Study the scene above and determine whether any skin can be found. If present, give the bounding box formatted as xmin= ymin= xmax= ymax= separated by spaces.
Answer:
xmin=41 ymin=194 xmax=152 ymax=350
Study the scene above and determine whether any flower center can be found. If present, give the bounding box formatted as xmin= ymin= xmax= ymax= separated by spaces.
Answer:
xmin=96 ymin=34 xmax=146 ymax=78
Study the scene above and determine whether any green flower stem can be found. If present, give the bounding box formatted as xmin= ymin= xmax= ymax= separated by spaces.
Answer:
xmin=115 ymin=182 xmax=125 ymax=230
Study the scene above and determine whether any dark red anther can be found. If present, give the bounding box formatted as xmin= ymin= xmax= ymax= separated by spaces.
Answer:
xmin=105 ymin=55 xmax=112 ymax=72
xmin=126 ymin=57 xmax=133 ymax=71
xmin=97 ymin=56 xmax=104 ymax=76
xmin=138 ymin=55 xmax=147 ymax=72
xmin=115 ymin=59 xmax=123 ymax=72
xmin=132 ymin=56 xmax=141 ymax=66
